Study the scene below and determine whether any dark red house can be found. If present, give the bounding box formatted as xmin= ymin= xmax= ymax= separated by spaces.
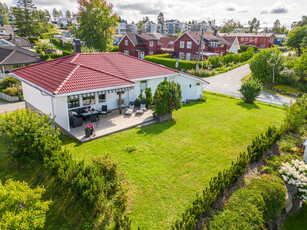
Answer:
xmin=219 ymin=33 xmax=275 ymax=49
xmin=118 ymin=33 xmax=161 ymax=59
xmin=173 ymin=31 xmax=229 ymax=61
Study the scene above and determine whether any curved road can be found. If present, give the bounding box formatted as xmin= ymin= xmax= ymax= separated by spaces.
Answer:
xmin=204 ymin=64 xmax=295 ymax=105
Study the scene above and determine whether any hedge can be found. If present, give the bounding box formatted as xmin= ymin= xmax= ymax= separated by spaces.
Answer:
xmin=171 ymin=125 xmax=284 ymax=229
xmin=208 ymin=175 xmax=286 ymax=229
xmin=110 ymin=46 xmax=119 ymax=52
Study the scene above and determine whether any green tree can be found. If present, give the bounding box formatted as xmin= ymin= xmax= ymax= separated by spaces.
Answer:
xmin=157 ymin=12 xmax=164 ymax=26
xmin=52 ymin=8 xmax=60 ymax=19
xmin=81 ymin=45 xmax=99 ymax=53
xmin=0 ymin=2 xmax=10 ymax=25
xmin=65 ymin=10 xmax=71 ymax=19
xmin=219 ymin=19 xmax=241 ymax=33
xmin=250 ymin=49 xmax=284 ymax=83
xmin=0 ymin=179 xmax=51 ymax=229
xmin=76 ymin=0 xmax=118 ymax=52
xmin=239 ymin=78 xmax=263 ymax=103
xmin=153 ymin=80 xmax=182 ymax=116
xmin=285 ymin=25 xmax=307 ymax=55
xmin=145 ymin=87 xmax=153 ymax=107
xmin=267 ymin=52 xmax=284 ymax=84
xmin=248 ymin=17 xmax=260 ymax=33
xmin=12 ymin=0 xmax=41 ymax=37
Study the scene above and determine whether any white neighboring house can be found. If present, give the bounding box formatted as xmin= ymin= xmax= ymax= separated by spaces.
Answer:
xmin=11 ymin=52 xmax=208 ymax=133
xmin=222 ymin=36 xmax=240 ymax=54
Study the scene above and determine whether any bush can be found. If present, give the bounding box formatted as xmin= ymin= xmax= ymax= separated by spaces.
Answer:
xmin=4 ymin=87 xmax=18 ymax=96
xmin=153 ymin=80 xmax=182 ymax=116
xmin=208 ymin=175 xmax=286 ymax=229
xmin=0 ymin=76 xmax=21 ymax=90
xmin=0 ymin=109 xmax=62 ymax=162
xmin=28 ymin=37 xmax=39 ymax=44
xmin=0 ymin=179 xmax=51 ymax=229
xmin=279 ymin=69 xmax=300 ymax=86
xmin=187 ymin=68 xmax=212 ymax=78
xmin=35 ymin=41 xmax=56 ymax=52
xmin=284 ymin=95 xmax=307 ymax=132
xmin=145 ymin=87 xmax=153 ymax=107
xmin=110 ymin=46 xmax=119 ymax=52
xmin=239 ymin=77 xmax=263 ymax=103
xmin=239 ymin=45 xmax=258 ymax=53
xmin=36 ymin=48 xmax=43 ymax=54
xmin=250 ymin=49 xmax=284 ymax=83
xmin=41 ymin=54 xmax=63 ymax=60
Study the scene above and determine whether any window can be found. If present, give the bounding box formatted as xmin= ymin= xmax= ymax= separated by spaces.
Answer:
xmin=186 ymin=53 xmax=191 ymax=61
xmin=124 ymin=50 xmax=129 ymax=55
xmin=209 ymin=42 xmax=218 ymax=47
xmin=149 ymin=41 xmax=154 ymax=47
xmin=125 ymin=40 xmax=128 ymax=46
xmin=83 ymin=95 xmax=95 ymax=106
xmin=149 ymin=51 xmax=153 ymax=55
xmin=180 ymin=41 xmax=185 ymax=48
xmin=187 ymin=41 xmax=192 ymax=49
xmin=140 ymin=81 xmax=147 ymax=90
xmin=179 ymin=52 xmax=184 ymax=60
xmin=241 ymin=37 xmax=244 ymax=41
xmin=99 ymin=94 xmax=106 ymax=103
xmin=67 ymin=96 xmax=80 ymax=108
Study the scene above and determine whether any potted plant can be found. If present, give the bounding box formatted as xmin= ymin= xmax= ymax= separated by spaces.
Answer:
xmin=84 ymin=123 xmax=94 ymax=137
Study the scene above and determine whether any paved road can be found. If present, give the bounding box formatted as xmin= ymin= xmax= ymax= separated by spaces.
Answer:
xmin=204 ymin=64 xmax=295 ymax=106
xmin=0 ymin=101 xmax=25 ymax=114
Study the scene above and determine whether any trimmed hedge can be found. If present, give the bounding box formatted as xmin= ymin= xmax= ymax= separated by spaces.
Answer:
xmin=208 ymin=175 xmax=286 ymax=229
xmin=171 ymin=125 xmax=284 ymax=229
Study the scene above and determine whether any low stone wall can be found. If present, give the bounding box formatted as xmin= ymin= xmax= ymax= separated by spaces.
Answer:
xmin=0 ymin=92 xmax=19 ymax=102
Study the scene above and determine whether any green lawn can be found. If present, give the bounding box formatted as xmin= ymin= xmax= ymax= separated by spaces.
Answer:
xmin=282 ymin=203 xmax=307 ymax=230
xmin=61 ymin=93 xmax=285 ymax=229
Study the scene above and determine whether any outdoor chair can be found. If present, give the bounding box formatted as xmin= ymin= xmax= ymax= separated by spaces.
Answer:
xmin=100 ymin=105 xmax=108 ymax=117
xmin=90 ymin=114 xmax=99 ymax=125
xmin=125 ymin=105 xmax=134 ymax=116
xmin=136 ymin=103 xmax=146 ymax=115
xmin=70 ymin=116 xmax=83 ymax=128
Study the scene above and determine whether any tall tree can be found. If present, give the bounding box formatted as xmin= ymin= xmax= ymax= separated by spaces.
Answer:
xmin=65 ymin=10 xmax=71 ymax=19
xmin=44 ymin=9 xmax=50 ymax=19
xmin=53 ymin=8 xmax=60 ymax=19
xmin=285 ymin=25 xmax=307 ymax=55
xmin=248 ymin=17 xmax=260 ymax=33
xmin=219 ymin=19 xmax=241 ymax=33
xmin=76 ymin=0 xmax=118 ymax=52
xmin=157 ymin=12 xmax=164 ymax=26
xmin=0 ymin=3 xmax=10 ymax=25
xmin=59 ymin=10 xmax=63 ymax=17
xmin=12 ymin=0 xmax=41 ymax=37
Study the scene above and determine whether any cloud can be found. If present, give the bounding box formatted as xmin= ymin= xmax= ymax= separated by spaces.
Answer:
xmin=223 ymin=3 xmax=251 ymax=13
xmin=117 ymin=2 xmax=162 ymax=15
xmin=226 ymin=7 xmax=235 ymax=12
xmin=260 ymin=1 xmax=297 ymax=14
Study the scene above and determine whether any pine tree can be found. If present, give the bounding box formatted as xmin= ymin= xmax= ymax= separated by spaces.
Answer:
xmin=157 ymin=12 xmax=164 ymax=26
xmin=0 ymin=3 xmax=10 ymax=25
xmin=13 ymin=0 xmax=41 ymax=37
xmin=65 ymin=10 xmax=71 ymax=19
xmin=76 ymin=0 xmax=118 ymax=52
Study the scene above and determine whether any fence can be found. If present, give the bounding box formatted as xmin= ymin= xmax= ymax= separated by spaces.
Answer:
xmin=205 ymin=87 xmax=293 ymax=107
xmin=0 ymin=92 xmax=19 ymax=102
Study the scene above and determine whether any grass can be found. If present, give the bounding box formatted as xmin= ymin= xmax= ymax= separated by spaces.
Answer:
xmin=282 ymin=203 xmax=307 ymax=230
xmin=60 ymin=93 xmax=285 ymax=229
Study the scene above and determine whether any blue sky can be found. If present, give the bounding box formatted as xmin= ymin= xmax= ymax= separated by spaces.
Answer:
xmin=3 ymin=0 xmax=306 ymax=28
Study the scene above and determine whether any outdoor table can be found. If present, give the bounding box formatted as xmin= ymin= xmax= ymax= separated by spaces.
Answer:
xmin=80 ymin=110 xmax=100 ymax=123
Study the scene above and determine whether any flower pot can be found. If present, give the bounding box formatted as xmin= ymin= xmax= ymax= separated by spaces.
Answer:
xmin=85 ymin=128 xmax=92 ymax=137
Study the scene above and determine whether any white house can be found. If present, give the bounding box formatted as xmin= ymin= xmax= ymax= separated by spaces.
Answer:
xmin=222 ymin=36 xmax=240 ymax=54
xmin=11 ymin=52 xmax=208 ymax=133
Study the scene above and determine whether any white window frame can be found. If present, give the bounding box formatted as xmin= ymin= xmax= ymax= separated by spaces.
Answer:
xmin=124 ymin=50 xmax=129 ymax=55
xmin=149 ymin=51 xmax=153 ymax=55
xmin=187 ymin=41 xmax=192 ymax=49
xmin=140 ymin=81 xmax=147 ymax=90
xmin=186 ymin=53 xmax=191 ymax=61
xmin=149 ymin=41 xmax=154 ymax=47
xmin=125 ymin=40 xmax=128 ymax=46
xmin=180 ymin=41 xmax=185 ymax=48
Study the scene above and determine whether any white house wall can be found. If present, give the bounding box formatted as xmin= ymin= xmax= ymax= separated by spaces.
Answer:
xmin=53 ymin=96 xmax=70 ymax=131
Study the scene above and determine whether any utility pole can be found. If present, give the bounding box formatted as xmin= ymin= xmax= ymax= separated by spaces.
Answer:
xmin=196 ymin=28 xmax=204 ymax=71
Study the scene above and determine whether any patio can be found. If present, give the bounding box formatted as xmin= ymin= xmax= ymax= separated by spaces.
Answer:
xmin=69 ymin=109 xmax=156 ymax=142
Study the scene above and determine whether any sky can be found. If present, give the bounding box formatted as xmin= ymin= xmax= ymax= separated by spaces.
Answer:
xmin=2 ymin=0 xmax=306 ymax=28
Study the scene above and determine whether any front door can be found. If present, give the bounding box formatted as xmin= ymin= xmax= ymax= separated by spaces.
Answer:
xmin=140 ymin=51 xmax=145 ymax=60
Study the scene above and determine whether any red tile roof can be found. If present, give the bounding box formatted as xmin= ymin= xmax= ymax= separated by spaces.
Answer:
xmin=159 ymin=37 xmax=177 ymax=50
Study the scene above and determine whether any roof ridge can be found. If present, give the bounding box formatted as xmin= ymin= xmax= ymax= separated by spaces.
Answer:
xmin=11 ymin=53 xmax=77 ymax=73
xmin=70 ymin=52 xmax=80 ymax=63
xmin=54 ymin=65 xmax=80 ymax=94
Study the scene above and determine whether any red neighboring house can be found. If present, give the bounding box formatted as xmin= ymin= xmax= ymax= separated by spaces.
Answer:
xmin=118 ymin=33 xmax=160 ymax=59
xmin=173 ymin=31 xmax=229 ymax=61
xmin=219 ymin=33 xmax=275 ymax=49
xmin=159 ymin=37 xmax=177 ymax=52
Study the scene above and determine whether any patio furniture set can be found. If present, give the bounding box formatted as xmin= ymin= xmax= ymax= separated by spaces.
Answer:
xmin=124 ymin=102 xmax=147 ymax=116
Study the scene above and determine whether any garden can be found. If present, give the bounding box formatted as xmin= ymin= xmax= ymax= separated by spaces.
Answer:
xmin=0 ymin=76 xmax=22 ymax=100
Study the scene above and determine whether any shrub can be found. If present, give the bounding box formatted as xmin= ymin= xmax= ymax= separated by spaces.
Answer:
xmin=239 ymin=77 xmax=263 ymax=103
xmin=0 ymin=109 xmax=61 ymax=162
xmin=41 ymin=54 xmax=63 ymax=60
xmin=81 ymin=45 xmax=99 ymax=53
xmin=0 ymin=76 xmax=21 ymax=90
xmin=0 ymin=179 xmax=51 ymax=229
xmin=153 ymin=80 xmax=182 ymax=116
xmin=186 ymin=68 xmax=212 ymax=78
xmin=28 ymin=37 xmax=39 ymax=44
xmin=284 ymin=95 xmax=307 ymax=132
xmin=279 ymin=69 xmax=300 ymax=86
xmin=36 ymin=48 xmax=43 ymax=54
xmin=250 ymin=49 xmax=284 ymax=83
xmin=110 ymin=46 xmax=119 ymax=52
xmin=145 ymin=87 xmax=153 ymax=107
xmin=4 ymin=87 xmax=18 ymax=96
xmin=35 ymin=41 xmax=56 ymax=52
xmin=208 ymin=175 xmax=286 ymax=229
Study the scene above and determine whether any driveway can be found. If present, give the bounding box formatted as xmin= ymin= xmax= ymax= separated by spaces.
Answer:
xmin=204 ymin=64 xmax=295 ymax=106
xmin=0 ymin=101 xmax=25 ymax=114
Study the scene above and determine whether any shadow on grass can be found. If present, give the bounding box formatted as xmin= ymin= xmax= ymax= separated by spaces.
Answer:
xmin=237 ymin=101 xmax=260 ymax=110
xmin=137 ymin=119 xmax=176 ymax=135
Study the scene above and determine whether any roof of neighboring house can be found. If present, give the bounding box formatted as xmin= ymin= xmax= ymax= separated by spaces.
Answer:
xmin=0 ymin=46 xmax=42 ymax=66
xmin=0 ymin=35 xmax=30 ymax=47
xmin=12 ymin=52 xmax=208 ymax=96
xmin=174 ymin=31 xmax=229 ymax=46
xmin=220 ymin=32 xmax=275 ymax=38
xmin=121 ymin=33 xmax=159 ymax=46
xmin=0 ymin=25 xmax=14 ymax=35
xmin=222 ymin=36 xmax=238 ymax=48
xmin=159 ymin=37 xmax=177 ymax=50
